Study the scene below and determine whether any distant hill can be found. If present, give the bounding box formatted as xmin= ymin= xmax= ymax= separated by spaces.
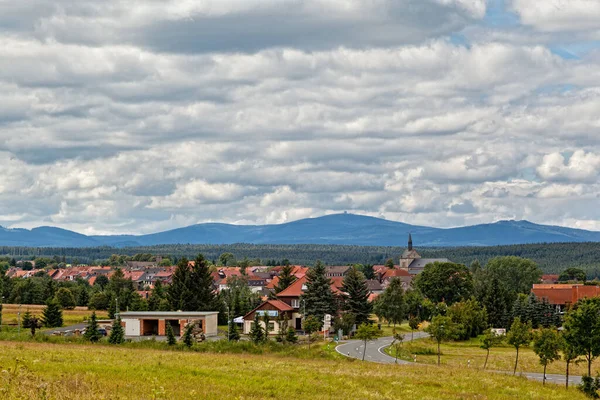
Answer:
xmin=2 ymin=213 xmax=600 ymax=248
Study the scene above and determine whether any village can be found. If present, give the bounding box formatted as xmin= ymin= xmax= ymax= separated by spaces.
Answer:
xmin=1 ymin=235 xmax=592 ymax=343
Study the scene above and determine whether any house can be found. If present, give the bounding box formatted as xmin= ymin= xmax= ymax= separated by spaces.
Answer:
xmin=275 ymin=275 xmax=344 ymax=330
xmin=325 ymin=266 xmax=351 ymax=278
xmin=242 ymin=299 xmax=295 ymax=335
xmin=532 ymin=283 xmax=600 ymax=312
xmin=399 ymin=234 xmax=449 ymax=275
xmin=120 ymin=311 xmax=219 ymax=337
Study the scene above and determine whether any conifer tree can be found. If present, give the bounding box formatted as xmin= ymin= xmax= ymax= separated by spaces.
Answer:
xmin=22 ymin=311 xmax=42 ymax=336
xmin=301 ymin=261 xmax=336 ymax=328
xmin=341 ymin=266 xmax=372 ymax=326
xmin=182 ymin=322 xmax=194 ymax=348
xmin=285 ymin=327 xmax=298 ymax=344
xmin=274 ymin=265 xmax=296 ymax=293
xmin=228 ymin=321 xmax=241 ymax=341
xmin=42 ymin=298 xmax=63 ymax=328
xmin=190 ymin=254 xmax=217 ymax=311
xmin=84 ymin=312 xmax=102 ymax=343
xmin=148 ymin=280 xmax=169 ymax=311
xmin=108 ymin=318 xmax=125 ymax=344
xmin=168 ymin=258 xmax=191 ymax=310
xmin=249 ymin=313 xmax=265 ymax=344
xmin=166 ymin=322 xmax=177 ymax=345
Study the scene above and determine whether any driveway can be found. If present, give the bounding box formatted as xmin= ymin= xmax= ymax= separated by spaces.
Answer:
xmin=336 ymin=333 xmax=582 ymax=386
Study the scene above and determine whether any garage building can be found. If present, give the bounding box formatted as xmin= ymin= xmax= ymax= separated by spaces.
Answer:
xmin=120 ymin=311 xmax=219 ymax=337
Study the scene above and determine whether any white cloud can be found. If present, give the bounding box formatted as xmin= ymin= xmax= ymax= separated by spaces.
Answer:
xmin=1 ymin=1 xmax=600 ymax=235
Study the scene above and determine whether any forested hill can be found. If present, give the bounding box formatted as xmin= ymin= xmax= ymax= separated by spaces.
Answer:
xmin=2 ymin=213 xmax=600 ymax=247
xmin=3 ymin=241 xmax=600 ymax=275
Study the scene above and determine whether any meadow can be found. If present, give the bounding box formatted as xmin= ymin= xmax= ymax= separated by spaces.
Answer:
xmin=386 ymin=336 xmax=598 ymax=377
xmin=1 ymin=304 xmax=108 ymax=327
xmin=0 ymin=340 xmax=588 ymax=399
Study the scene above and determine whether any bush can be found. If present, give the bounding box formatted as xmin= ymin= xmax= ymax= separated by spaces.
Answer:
xmin=579 ymin=375 xmax=600 ymax=399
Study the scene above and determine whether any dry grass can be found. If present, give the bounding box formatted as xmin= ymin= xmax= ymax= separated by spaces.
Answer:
xmin=0 ymin=341 xmax=588 ymax=399
xmin=1 ymin=304 xmax=108 ymax=327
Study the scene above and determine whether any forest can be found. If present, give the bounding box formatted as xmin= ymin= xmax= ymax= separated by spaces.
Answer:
xmin=1 ymin=241 xmax=600 ymax=275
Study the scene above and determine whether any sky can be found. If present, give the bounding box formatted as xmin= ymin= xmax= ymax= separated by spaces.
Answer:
xmin=1 ymin=0 xmax=600 ymax=235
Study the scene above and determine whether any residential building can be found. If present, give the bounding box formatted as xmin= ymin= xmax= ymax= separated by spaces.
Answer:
xmin=242 ymin=299 xmax=294 ymax=335
xmin=532 ymin=283 xmax=600 ymax=311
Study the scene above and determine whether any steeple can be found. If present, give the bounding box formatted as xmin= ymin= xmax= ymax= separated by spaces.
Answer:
xmin=408 ymin=233 xmax=413 ymax=251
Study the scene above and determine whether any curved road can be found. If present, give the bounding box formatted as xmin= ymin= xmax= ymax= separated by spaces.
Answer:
xmin=336 ymin=334 xmax=582 ymax=386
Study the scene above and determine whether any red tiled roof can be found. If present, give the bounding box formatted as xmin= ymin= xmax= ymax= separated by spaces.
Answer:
xmin=277 ymin=276 xmax=307 ymax=297
xmin=382 ymin=268 xmax=411 ymax=280
xmin=266 ymin=276 xmax=280 ymax=290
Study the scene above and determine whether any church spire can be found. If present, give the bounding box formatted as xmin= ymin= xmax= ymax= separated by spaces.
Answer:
xmin=408 ymin=233 xmax=413 ymax=251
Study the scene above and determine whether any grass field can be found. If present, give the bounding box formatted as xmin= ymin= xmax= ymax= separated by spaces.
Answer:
xmin=1 ymin=304 xmax=108 ymax=327
xmin=386 ymin=336 xmax=599 ymax=377
xmin=0 ymin=341 xmax=587 ymax=400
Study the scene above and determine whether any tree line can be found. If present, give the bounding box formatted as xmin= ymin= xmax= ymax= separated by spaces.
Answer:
xmin=3 ymin=241 xmax=600 ymax=273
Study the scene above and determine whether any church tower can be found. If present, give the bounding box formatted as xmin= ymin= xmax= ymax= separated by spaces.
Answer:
xmin=400 ymin=233 xmax=420 ymax=271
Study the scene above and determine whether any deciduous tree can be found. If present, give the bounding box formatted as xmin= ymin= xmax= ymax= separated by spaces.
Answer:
xmin=425 ymin=315 xmax=458 ymax=365
xmin=414 ymin=262 xmax=473 ymax=305
xmin=563 ymin=298 xmax=600 ymax=377
xmin=507 ymin=317 xmax=533 ymax=375
xmin=355 ymin=323 xmax=383 ymax=361
xmin=480 ymin=329 xmax=503 ymax=370
xmin=533 ymin=328 xmax=561 ymax=385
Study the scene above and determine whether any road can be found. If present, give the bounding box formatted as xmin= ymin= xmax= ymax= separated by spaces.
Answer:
xmin=336 ymin=333 xmax=582 ymax=386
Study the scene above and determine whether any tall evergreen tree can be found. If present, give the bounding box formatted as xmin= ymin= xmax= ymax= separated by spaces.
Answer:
xmin=189 ymin=254 xmax=217 ymax=311
xmin=84 ymin=312 xmax=102 ymax=343
xmin=108 ymin=318 xmax=125 ymax=344
xmin=167 ymin=258 xmax=192 ymax=310
xmin=274 ymin=265 xmax=296 ymax=293
xmin=480 ymin=276 xmax=509 ymax=328
xmin=301 ymin=261 xmax=337 ymax=328
xmin=42 ymin=298 xmax=63 ymax=328
xmin=148 ymin=280 xmax=169 ymax=311
xmin=341 ymin=266 xmax=372 ymax=326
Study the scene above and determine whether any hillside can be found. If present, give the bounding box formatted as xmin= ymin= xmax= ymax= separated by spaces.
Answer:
xmin=2 ymin=213 xmax=600 ymax=248
xmin=0 ymin=341 xmax=584 ymax=400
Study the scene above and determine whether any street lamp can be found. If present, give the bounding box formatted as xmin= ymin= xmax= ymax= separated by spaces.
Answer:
xmin=301 ymin=299 xmax=306 ymax=333
xmin=224 ymin=301 xmax=231 ymax=341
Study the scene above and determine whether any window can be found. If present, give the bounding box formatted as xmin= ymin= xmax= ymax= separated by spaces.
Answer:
xmin=268 ymin=322 xmax=275 ymax=332
xmin=292 ymin=299 xmax=300 ymax=308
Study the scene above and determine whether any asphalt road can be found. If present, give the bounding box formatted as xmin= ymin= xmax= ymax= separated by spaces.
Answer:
xmin=335 ymin=333 xmax=582 ymax=386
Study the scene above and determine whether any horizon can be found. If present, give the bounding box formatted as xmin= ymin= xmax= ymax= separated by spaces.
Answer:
xmin=3 ymin=212 xmax=599 ymax=238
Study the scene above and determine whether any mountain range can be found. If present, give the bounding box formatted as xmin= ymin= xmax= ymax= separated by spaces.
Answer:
xmin=1 ymin=213 xmax=600 ymax=248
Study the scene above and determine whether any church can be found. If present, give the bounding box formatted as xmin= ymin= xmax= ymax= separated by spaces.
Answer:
xmin=400 ymin=234 xmax=449 ymax=275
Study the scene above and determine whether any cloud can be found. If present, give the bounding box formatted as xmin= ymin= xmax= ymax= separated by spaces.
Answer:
xmin=1 ymin=1 xmax=600 ymax=235
xmin=6 ymin=0 xmax=486 ymax=53
xmin=537 ymin=151 xmax=600 ymax=183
